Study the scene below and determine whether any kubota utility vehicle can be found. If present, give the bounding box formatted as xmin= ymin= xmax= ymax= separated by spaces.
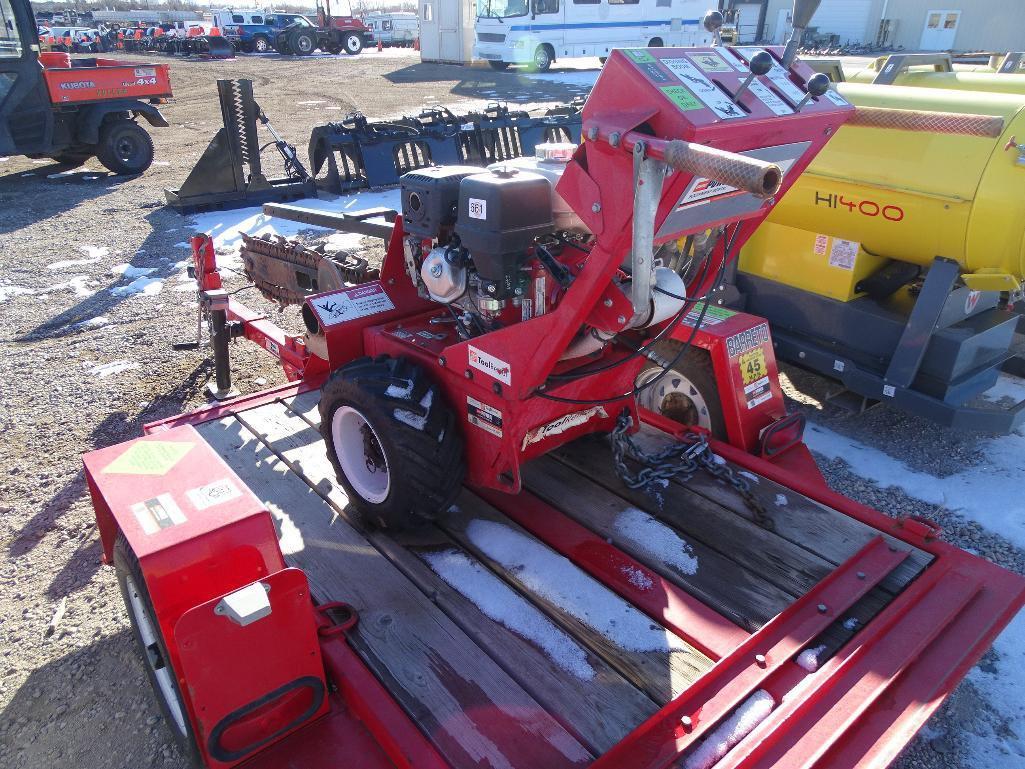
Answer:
xmin=0 ymin=0 xmax=171 ymax=174
xmin=82 ymin=4 xmax=1025 ymax=769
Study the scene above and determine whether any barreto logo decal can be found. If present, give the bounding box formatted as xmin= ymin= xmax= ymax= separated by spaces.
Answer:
xmin=468 ymin=345 xmax=511 ymax=385
xmin=521 ymin=406 xmax=608 ymax=450
xmin=725 ymin=323 xmax=770 ymax=358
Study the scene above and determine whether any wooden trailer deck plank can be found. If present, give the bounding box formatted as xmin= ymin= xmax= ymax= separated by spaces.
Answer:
xmin=596 ymin=428 xmax=931 ymax=592
xmin=438 ymin=493 xmax=714 ymax=704
xmin=523 ymin=456 xmax=797 ymax=630
xmin=533 ymin=447 xmax=909 ymax=652
xmin=232 ymin=399 xmax=659 ymax=755
xmin=196 ymin=415 xmax=593 ymax=769
xmin=285 ymin=391 xmax=714 ymax=704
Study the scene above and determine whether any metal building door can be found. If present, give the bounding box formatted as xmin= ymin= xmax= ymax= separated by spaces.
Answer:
xmin=920 ymin=10 xmax=960 ymax=50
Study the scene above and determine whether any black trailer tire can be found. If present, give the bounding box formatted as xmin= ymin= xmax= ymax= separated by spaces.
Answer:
xmin=49 ymin=148 xmax=94 ymax=167
xmin=114 ymin=534 xmax=201 ymax=765
xmin=342 ymin=32 xmax=363 ymax=55
xmin=319 ymin=355 xmax=464 ymax=530
xmin=96 ymin=119 xmax=154 ymax=175
xmin=274 ymin=32 xmax=292 ymax=54
xmin=252 ymin=34 xmax=271 ymax=53
xmin=634 ymin=342 xmax=727 ymax=440
xmin=291 ymin=28 xmax=317 ymax=55
xmin=488 ymin=60 xmax=510 ymax=71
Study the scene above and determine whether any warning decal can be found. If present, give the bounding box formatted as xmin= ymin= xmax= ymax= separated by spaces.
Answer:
xmin=829 ymin=239 xmax=859 ymax=270
xmin=744 ymin=376 xmax=773 ymax=410
xmin=310 ymin=283 xmax=395 ymax=327
xmin=102 ymin=441 xmax=194 ymax=476
xmin=131 ymin=493 xmax=187 ymax=535
xmin=186 ymin=478 xmax=242 ymax=511
xmin=661 ymin=57 xmax=745 ymax=120
xmin=467 ymin=396 xmax=503 ymax=438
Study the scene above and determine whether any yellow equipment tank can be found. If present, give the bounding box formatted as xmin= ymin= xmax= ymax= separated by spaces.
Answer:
xmin=847 ymin=68 xmax=1025 ymax=96
xmin=742 ymin=82 xmax=1025 ymax=300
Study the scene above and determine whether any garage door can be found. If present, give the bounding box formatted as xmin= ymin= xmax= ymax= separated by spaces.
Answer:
xmin=809 ymin=0 xmax=872 ymax=44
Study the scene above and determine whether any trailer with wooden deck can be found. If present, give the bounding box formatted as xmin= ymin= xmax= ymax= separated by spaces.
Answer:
xmin=82 ymin=4 xmax=1025 ymax=768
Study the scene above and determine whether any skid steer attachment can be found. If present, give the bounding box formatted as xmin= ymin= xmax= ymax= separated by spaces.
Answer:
xmin=308 ymin=101 xmax=585 ymax=193
xmin=166 ymin=79 xmax=316 ymax=213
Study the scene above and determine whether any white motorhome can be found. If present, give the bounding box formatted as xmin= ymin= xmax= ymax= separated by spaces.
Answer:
xmin=364 ymin=12 xmax=419 ymax=46
xmin=473 ymin=0 xmax=710 ymax=71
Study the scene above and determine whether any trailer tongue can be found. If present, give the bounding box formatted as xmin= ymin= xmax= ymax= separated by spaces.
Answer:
xmin=83 ymin=6 xmax=1025 ymax=768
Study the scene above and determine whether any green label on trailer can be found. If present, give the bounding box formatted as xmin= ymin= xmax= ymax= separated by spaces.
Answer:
xmin=625 ymin=49 xmax=656 ymax=64
xmin=102 ymin=440 xmax=195 ymax=476
xmin=660 ymin=85 xmax=703 ymax=112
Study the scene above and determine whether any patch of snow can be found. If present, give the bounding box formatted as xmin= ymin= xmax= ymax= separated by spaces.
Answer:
xmin=805 ymin=421 xmax=1025 ymax=550
xmin=20 ymin=173 xmax=34 ymax=177
xmin=112 ymin=264 xmax=157 ymax=278
xmin=173 ymin=280 xmax=198 ymax=293
xmin=0 ymin=156 xmax=7 ymax=161
xmin=153 ymin=161 xmax=170 ymax=166
xmin=393 ymin=389 xmax=432 ymax=431
xmin=47 ymin=167 xmax=95 ymax=178
xmin=52 ymin=276 xmax=96 ymax=297
xmin=77 ymin=316 xmax=110 ymax=329
xmin=386 ymin=379 xmax=414 ymax=399
xmin=738 ymin=471 xmax=760 ymax=484
xmin=48 ymin=246 xmax=107 ymax=270
xmin=711 ymin=454 xmax=727 ymax=465
xmin=620 ymin=564 xmax=654 ymax=591
xmin=683 ymin=690 xmax=775 ymax=769
xmin=83 ymin=175 xmax=100 ymax=181
xmin=774 ymin=494 xmax=788 ymax=507
xmin=466 ymin=518 xmax=690 ymax=653
xmin=187 ymin=188 xmax=401 ymax=253
xmin=297 ymin=100 xmax=326 ymax=105
xmin=89 ymin=360 xmax=140 ymax=378
xmin=795 ymin=644 xmax=827 ymax=673
xmin=423 ymin=548 xmax=595 ymax=679
xmin=111 ymin=277 xmax=163 ymax=297
xmin=614 ymin=507 xmax=699 ymax=576
xmin=325 ymin=231 xmax=365 ymax=252
xmin=964 ymin=611 xmax=1025 ymax=768
xmin=0 ymin=285 xmax=35 ymax=301
xmin=842 ymin=617 xmax=860 ymax=631
xmin=979 ymin=372 xmax=1025 ymax=404
xmin=525 ymin=69 xmax=599 ymax=87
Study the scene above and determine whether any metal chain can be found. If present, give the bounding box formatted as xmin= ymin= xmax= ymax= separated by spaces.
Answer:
xmin=611 ymin=411 xmax=774 ymax=529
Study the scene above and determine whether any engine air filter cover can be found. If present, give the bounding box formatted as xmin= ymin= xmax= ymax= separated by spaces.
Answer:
xmin=400 ymin=165 xmax=486 ymax=239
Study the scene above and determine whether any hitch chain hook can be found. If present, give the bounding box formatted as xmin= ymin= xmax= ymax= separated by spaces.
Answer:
xmin=610 ymin=410 xmax=773 ymax=529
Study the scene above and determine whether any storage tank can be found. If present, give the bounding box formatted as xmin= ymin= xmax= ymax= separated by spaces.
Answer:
xmin=745 ymin=83 xmax=1025 ymax=298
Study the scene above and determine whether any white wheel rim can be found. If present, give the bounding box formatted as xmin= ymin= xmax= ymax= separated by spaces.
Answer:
xmin=125 ymin=574 xmax=188 ymax=735
xmin=299 ymin=37 xmax=312 ymax=52
xmin=635 ymin=367 xmax=712 ymax=430
xmin=332 ymin=406 xmax=391 ymax=504
xmin=535 ymin=48 xmax=548 ymax=68
xmin=256 ymin=39 xmax=267 ymax=51
xmin=347 ymin=37 xmax=359 ymax=52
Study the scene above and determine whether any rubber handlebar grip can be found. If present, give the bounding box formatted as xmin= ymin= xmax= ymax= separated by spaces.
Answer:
xmin=662 ymin=140 xmax=783 ymax=198
xmin=849 ymin=106 xmax=1006 ymax=138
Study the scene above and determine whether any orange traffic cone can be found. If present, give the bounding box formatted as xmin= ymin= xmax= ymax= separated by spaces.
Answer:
xmin=377 ymin=40 xmax=382 ymax=52
xmin=413 ymin=37 xmax=420 ymax=52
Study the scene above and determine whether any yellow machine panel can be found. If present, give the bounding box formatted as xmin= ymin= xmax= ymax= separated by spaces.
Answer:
xmin=848 ymin=69 xmax=1025 ymax=96
xmin=746 ymin=83 xmax=1025 ymax=298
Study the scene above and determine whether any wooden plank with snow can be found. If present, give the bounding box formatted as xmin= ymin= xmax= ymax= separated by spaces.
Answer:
xmin=233 ymin=398 xmax=658 ymax=755
xmin=595 ymin=427 xmax=931 ymax=592
xmin=196 ymin=415 xmax=593 ymax=769
xmin=524 ymin=455 xmax=808 ymax=629
xmin=439 ymin=494 xmax=714 ymax=705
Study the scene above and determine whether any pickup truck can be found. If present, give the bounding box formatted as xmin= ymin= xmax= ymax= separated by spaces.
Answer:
xmin=226 ymin=13 xmax=311 ymax=53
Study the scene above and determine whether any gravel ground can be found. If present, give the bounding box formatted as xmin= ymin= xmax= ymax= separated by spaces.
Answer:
xmin=1 ymin=49 xmax=1022 ymax=769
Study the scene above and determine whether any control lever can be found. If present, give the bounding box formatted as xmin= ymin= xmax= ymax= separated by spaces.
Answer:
xmin=702 ymin=11 xmax=724 ymax=46
xmin=733 ymin=51 xmax=773 ymax=103
xmin=795 ymin=73 xmax=830 ymax=111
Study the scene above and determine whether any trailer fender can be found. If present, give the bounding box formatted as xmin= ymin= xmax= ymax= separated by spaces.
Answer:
xmin=76 ymin=101 xmax=169 ymax=145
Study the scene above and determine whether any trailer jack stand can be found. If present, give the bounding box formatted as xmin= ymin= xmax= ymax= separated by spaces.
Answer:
xmin=205 ymin=289 xmax=240 ymax=401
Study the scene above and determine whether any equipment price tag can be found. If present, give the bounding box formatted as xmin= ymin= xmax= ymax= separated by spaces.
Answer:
xmin=739 ymin=348 xmax=767 ymax=386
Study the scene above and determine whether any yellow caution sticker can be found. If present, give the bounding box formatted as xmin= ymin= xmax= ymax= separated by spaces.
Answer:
xmin=102 ymin=441 xmax=195 ymax=476
xmin=739 ymin=348 xmax=767 ymax=386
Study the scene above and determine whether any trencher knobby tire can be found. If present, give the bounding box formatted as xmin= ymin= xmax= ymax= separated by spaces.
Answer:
xmin=319 ymin=355 xmax=464 ymax=530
